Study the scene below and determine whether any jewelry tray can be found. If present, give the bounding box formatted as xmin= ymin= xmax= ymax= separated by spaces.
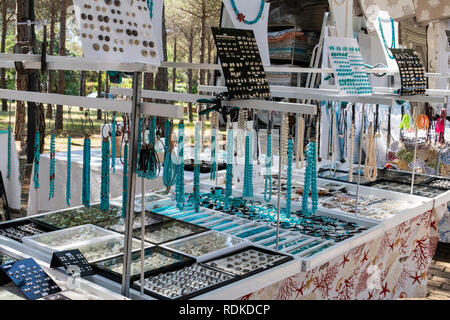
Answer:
xmin=95 ymin=211 xmax=172 ymax=234
xmin=184 ymin=159 xmax=227 ymax=173
xmin=92 ymin=246 xmax=195 ymax=283
xmin=0 ymin=219 xmax=57 ymax=243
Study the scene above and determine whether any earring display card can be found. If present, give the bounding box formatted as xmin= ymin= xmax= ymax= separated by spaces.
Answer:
xmin=212 ymin=27 xmax=271 ymax=100
xmin=73 ymin=0 xmax=160 ymax=64
xmin=0 ymin=258 xmax=61 ymax=300
xmin=326 ymin=37 xmax=373 ymax=96
xmin=50 ymin=249 xmax=94 ymax=277
xmin=389 ymin=48 xmax=427 ymax=96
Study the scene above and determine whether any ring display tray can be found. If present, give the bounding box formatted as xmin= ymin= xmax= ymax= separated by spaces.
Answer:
xmin=390 ymin=48 xmax=427 ymax=96
xmin=203 ymin=246 xmax=293 ymax=279
xmin=31 ymin=203 xmax=122 ymax=230
xmin=0 ymin=219 xmax=56 ymax=242
xmin=93 ymin=246 xmax=195 ymax=284
xmin=132 ymin=263 xmax=238 ymax=300
xmin=50 ymin=249 xmax=94 ymax=277
xmin=212 ymin=27 xmax=271 ymax=100
xmin=132 ymin=220 xmax=208 ymax=245
xmin=95 ymin=211 xmax=172 ymax=234
xmin=22 ymin=224 xmax=118 ymax=255
xmin=0 ymin=252 xmax=17 ymax=285
xmin=0 ymin=258 xmax=61 ymax=300
xmin=184 ymin=160 xmax=226 ymax=173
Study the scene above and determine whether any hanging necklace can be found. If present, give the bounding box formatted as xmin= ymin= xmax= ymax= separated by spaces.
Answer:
xmin=163 ymin=119 xmax=176 ymax=191
xmin=121 ymin=115 xmax=130 ymax=218
xmin=225 ymin=115 xmax=234 ymax=209
xmin=364 ymin=122 xmax=377 ymax=181
xmin=81 ymin=110 xmax=93 ymax=207
xmin=175 ymin=121 xmax=185 ymax=210
xmin=243 ymin=129 xmax=254 ymax=198
xmin=302 ymin=141 xmax=318 ymax=217
xmin=264 ymin=112 xmax=273 ymax=203
xmin=296 ymin=115 xmax=305 ymax=169
xmin=193 ymin=121 xmax=202 ymax=213
xmin=237 ymin=108 xmax=248 ymax=158
xmin=146 ymin=0 xmax=154 ymax=20
xmin=210 ymin=111 xmax=219 ymax=182
xmin=378 ymin=16 xmax=396 ymax=60
xmin=281 ymin=113 xmax=289 ymax=165
xmin=285 ymin=138 xmax=293 ymax=219
xmin=100 ymin=113 xmax=111 ymax=212
xmin=65 ymin=107 xmax=73 ymax=207
xmin=229 ymin=0 xmax=265 ymax=25
xmin=6 ymin=100 xmax=12 ymax=180
xmin=111 ymin=112 xmax=117 ymax=174
xmin=329 ymin=103 xmax=337 ymax=176
xmin=348 ymin=104 xmax=355 ymax=182
xmin=48 ymin=109 xmax=56 ymax=200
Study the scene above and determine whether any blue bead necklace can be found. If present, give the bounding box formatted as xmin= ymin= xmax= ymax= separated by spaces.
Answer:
xmin=285 ymin=138 xmax=293 ymax=219
xmin=111 ymin=113 xmax=117 ymax=174
xmin=243 ymin=130 xmax=254 ymax=198
xmin=229 ymin=0 xmax=265 ymax=25
xmin=33 ymin=131 xmax=40 ymax=189
xmin=193 ymin=122 xmax=202 ymax=213
xmin=302 ymin=142 xmax=318 ymax=216
xmin=163 ymin=119 xmax=176 ymax=189
xmin=136 ymin=116 xmax=143 ymax=177
xmin=146 ymin=0 xmax=154 ymax=20
xmin=49 ymin=133 xmax=56 ymax=200
xmin=378 ymin=17 xmax=395 ymax=60
xmin=210 ymin=130 xmax=217 ymax=181
xmin=225 ymin=121 xmax=234 ymax=209
xmin=175 ymin=122 xmax=185 ymax=210
xmin=66 ymin=135 xmax=71 ymax=206
xmin=82 ymin=137 xmax=91 ymax=207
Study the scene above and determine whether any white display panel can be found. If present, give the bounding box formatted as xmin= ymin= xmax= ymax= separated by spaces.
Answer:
xmin=73 ymin=0 xmax=161 ymax=65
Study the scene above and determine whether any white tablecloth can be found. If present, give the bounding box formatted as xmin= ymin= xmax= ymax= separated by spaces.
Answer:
xmin=27 ymin=149 xmax=164 ymax=215
xmin=0 ymin=130 xmax=21 ymax=210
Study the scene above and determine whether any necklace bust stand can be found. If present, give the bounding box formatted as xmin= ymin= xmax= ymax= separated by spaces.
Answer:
xmin=371 ymin=10 xmax=399 ymax=71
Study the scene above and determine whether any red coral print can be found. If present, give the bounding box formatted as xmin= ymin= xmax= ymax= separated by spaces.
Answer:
xmin=428 ymin=235 xmax=439 ymax=261
xmin=336 ymin=276 xmax=355 ymax=300
xmin=411 ymin=236 xmax=429 ymax=271
xmin=355 ymin=268 xmax=371 ymax=297
xmin=276 ymin=277 xmax=298 ymax=300
xmin=351 ymin=244 xmax=365 ymax=261
xmin=313 ymin=263 xmax=339 ymax=297
xmin=239 ymin=293 xmax=252 ymax=300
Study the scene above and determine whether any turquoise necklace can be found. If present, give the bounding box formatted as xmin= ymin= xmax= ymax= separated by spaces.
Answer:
xmin=33 ymin=130 xmax=40 ymax=189
xmin=264 ymin=113 xmax=272 ymax=203
xmin=302 ymin=142 xmax=318 ymax=216
xmin=111 ymin=113 xmax=117 ymax=174
xmin=6 ymin=100 xmax=12 ymax=180
xmin=285 ymin=138 xmax=293 ymax=219
xmin=230 ymin=0 xmax=265 ymax=25
xmin=81 ymin=111 xmax=93 ymax=207
xmin=163 ymin=119 xmax=176 ymax=190
xmin=378 ymin=17 xmax=395 ymax=60
xmin=100 ymin=115 xmax=110 ymax=212
xmin=225 ymin=117 xmax=234 ymax=209
xmin=121 ymin=115 xmax=129 ymax=218
xmin=175 ymin=122 xmax=185 ymax=210
xmin=193 ymin=121 xmax=201 ymax=213
xmin=146 ymin=0 xmax=154 ymax=20
xmin=210 ymin=112 xmax=219 ymax=182
xmin=49 ymin=133 xmax=56 ymax=200
xmin=243 ymin=130 xmax=254 ymax=198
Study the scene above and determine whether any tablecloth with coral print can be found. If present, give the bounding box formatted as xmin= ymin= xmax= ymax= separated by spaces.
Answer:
xmin=239 ymin=209 xmax=439 ymax=300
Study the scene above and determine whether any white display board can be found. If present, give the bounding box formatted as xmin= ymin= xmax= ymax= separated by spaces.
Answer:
xmin=73 ymin=0 xmax=161 ymax=65
xmin=222 ymin=0 xmax=270 ymax=66
xmin=328 ymin=0 xmax=353 ymax=38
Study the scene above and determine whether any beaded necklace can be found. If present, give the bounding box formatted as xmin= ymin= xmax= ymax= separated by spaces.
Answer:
xmin=229 ymin=0 xmax=264 ymax=25
xmin=285 ymin=138 xmax=293 ymax=219
xmin=194 ymin=121 xmax=202 ymax=213
xmin=364 ymin=123 xmax=377 ymax=181
xmin=281 ymin=113 xmax=289 ymax=165
xmin=49 ymin=133 xmax=56 ymax=200
xmin=33 ymin=130 xmax=40 ymax=189
xmin=163 ymin=119 xmax=176 ymax=190
xmin=111 ymin=113 xmax=117 ymax=174
xmin=6 ymin=100 xmax=12 ymax=180
xmin=225 ymin=116 xmax=234 ymax=209
xmin=237 ymin=108 xmax=248 ymax=158
xmin=81 ymin=111 xmax=93 ymax=207
xmin=210 ymin=111 xmax=219 ymax=182
xmin=121 ymin=115 xmax=129 ymax=218
xmin=378 ymin=17 xmax=396 ymax=60
xmin=100 ymin=114 xmax=111 ymax=212
xmin=175 ymin=122 xmax=185 ymax=210
xmin=264 ymin=112 xmax=273 ymax=203
xmin=65 ymin=107 xmax=73 ymax=207
xmin=348 ymin=104 xmax=355 ymax=182
xmin=243 ymin=130 xmax=254 ymax=198
xmin=302 ymin=142 xmax=318 ymax=216
xmin=146 ymin=0 xmax=154 ymax=20
xmin=296 ymin=115 xmax=305 ymax=169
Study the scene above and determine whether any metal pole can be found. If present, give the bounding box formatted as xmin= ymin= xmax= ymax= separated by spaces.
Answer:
xmin=355 ymin=104 xmax=365 ymax=214
xmin=410 ymin=125 xmax=418 ymax=195
xmin=121 ymin=71 xmax=142 ymax=297
xmin=140 ymin=176 xmax=145 ymax=295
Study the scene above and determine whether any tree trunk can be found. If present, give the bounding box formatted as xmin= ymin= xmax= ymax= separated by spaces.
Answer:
xmin=79 ymin=70 xmax=86 ymax=111
xmin=14 ymin=0 xmax=27 ymax=141
xmin=97 ymin=71 xmax=102 ymax=120
xmin=172 ymin=35 xmax=177 ymax=92
xmin=46 ymin=0 xmax=57 ymax=119
xmin=55 ymin=0 xmax=66 ymax=131
xmin=207 ymin=33 xmax=213 ymax=85
xmin=1 ymin=0 xmax=8 ymax=112
xmin=199 ymin=0 xmax=206 ymax=86
xmin=155 ymin=5 xmax=168 ymax=134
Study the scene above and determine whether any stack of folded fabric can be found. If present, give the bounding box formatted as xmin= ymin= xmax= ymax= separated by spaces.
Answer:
xmin=268 ymin=28 xmax=319 ymax=63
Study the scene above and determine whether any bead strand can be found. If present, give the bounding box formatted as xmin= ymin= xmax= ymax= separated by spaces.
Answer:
xmin=302 ymin=142 xmax=318 ymax=216
xmin=225 ymin=126 xmax=234 ymax=209
xmin=111 ymin=114 xmax=116 ymax=174
xmin=49 ymin=134 xmax=56 ymax=200
xmin=163 ymin=120 xmax=176 ymax=189
xmin=82 ymin=137 xmax=91 ymax=207
xmin=66 ymin=136 xmax=71 ymax=206
xmin=7 ymin=124 xmax=11 ymax=179
xmin=285 ymin=139 xmax=293 ymax=219
xmin=194 ymin=121 xmax=201 ymax=212
xmin=264 ymin=133 xmax=272 ymax=203
xmin=175 ymin=123 xmax=185 ymax=209
xmin=100 ymin=137 xmax=110 ymax=212
xmin=243 ymin=130 xmax=254 ymax=198
xmin=33 ymin=131 xmax=40 ymax=189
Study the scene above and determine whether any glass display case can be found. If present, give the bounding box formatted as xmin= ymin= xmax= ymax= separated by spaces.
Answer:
xmin=132 ymin=220 xmax=207 ymax=245
xmin=31 ymin=204 xmax=122 ymax=229
xmin=22 ymin=224 xmax=117 ymax=254
xmin=93 ymin=246 xmax=195 ymax=283
xmin=95 ymin=211 xmax=171 ymax=234
xmin=162 ymin=231 xmax=248 ymax=262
